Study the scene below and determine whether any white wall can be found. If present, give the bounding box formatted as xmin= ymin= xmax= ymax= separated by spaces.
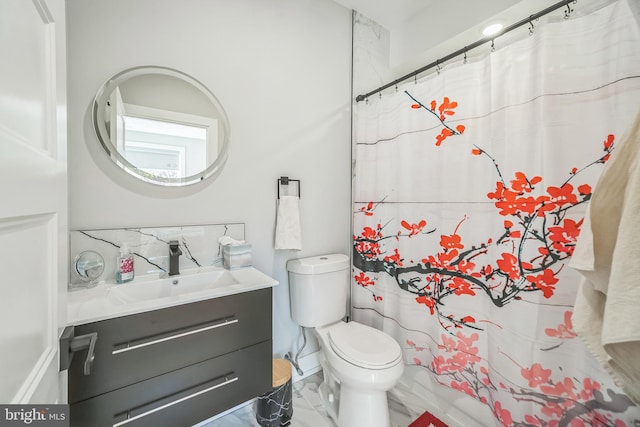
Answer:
xmin=389 ymin=0 xmax=516 ymax=69
xmin=66 ymin=0 xmax=352 ymax=358
xmin=353 ymin=0 xmax=574 ymax=93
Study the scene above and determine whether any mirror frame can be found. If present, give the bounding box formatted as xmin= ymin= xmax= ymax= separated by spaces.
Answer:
xmin=92 ymin=66 xmax=231 ymax=186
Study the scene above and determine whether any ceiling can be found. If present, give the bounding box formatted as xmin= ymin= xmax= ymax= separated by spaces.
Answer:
xmin=332 ymin=0 xmax=440 ymax=30
xmin=332 ymin=0 xmax=566 ymax=70
xmin=331 ymin=0 xmax=554 ymax=32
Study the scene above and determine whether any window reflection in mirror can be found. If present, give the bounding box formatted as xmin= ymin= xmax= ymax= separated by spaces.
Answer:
xmin=93 ymin=67 xmax=230 ymax=186
xmin=122 ymin=117 xmax=207 ymax=179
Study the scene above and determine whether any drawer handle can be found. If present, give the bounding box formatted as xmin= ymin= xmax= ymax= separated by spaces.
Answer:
xmin=59 ymin=326 xmax=98 ymax=375
xmin=112 ymin=373 xmax=238 ymax=427
xmin=112 ymin=316 xmax=238 ymax=355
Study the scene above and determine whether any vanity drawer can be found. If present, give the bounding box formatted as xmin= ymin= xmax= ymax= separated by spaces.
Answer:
xmin=70 ymin=340 xmax=272 ymax=427
xmin=69 ymin=287 xmax=272 ymax=403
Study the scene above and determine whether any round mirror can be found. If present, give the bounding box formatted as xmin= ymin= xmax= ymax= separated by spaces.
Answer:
xmin=74 ymin=250 xmax=105 ymax=287
xmin=92 ymin=66 xmax=231 ymax=186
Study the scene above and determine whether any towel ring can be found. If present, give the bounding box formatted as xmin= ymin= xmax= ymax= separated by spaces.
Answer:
xmin=277 ymin=176 xmax=301 ymax=199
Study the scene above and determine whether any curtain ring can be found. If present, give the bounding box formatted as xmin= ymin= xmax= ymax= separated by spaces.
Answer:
xmin=564 ymin=1 xmax=573 ymax=19
xmin=436 ymin=60 xmax=442 ymax=75
xmin=491 ymin=39 xmax=496 ymax=52
xmin=463 ymin=47 xmax=468 ymax=64
xmin=528 ymin=16 xmax=535 ymax=35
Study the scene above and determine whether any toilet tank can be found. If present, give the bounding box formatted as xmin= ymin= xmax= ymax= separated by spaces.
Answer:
xmin=287 ymin=254 xmax=349 ymax=328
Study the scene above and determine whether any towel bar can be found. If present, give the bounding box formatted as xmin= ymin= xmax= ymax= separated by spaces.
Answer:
xmin=277 ymin=176 xmax=300 ymax=199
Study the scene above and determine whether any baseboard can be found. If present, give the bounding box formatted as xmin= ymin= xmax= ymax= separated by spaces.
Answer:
xmin=290 ymin=350 xmax=322 ymax=383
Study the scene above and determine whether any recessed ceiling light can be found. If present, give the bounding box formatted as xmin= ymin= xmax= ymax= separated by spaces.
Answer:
xmin=482 ymin=23 xmax=504 ymax=37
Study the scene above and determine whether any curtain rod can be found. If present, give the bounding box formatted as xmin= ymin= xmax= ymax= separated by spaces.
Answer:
xmin=355 ymin=0 xmax=577 ymax=102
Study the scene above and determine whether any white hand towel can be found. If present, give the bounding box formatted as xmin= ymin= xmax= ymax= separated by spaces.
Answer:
xmin=275 ymin=195 xmax=302 ymax=250
xmin=570 ymin=111 xmax=640 ymax=404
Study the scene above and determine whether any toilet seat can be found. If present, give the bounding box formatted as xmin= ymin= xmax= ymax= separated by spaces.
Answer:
xmin=328 ymin=322 xmax=402 ymax=370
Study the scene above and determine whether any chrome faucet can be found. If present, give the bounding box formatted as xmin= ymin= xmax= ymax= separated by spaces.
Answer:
xmin=168 ymin=240 xmax=182 ymax=276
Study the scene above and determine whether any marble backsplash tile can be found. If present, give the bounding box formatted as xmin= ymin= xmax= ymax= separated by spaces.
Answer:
xmin=69 ymin=223 xmax=245 ymax=286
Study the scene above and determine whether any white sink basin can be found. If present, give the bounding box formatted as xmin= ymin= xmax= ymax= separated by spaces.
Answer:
xmin=68 ymin=266 xmax=279 ymax=324
xmin=109 ymin=269 xmax=239 ymax=304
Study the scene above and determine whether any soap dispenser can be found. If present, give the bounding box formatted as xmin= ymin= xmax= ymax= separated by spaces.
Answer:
xmin=116 ymin=244 xmax=135 ymax=284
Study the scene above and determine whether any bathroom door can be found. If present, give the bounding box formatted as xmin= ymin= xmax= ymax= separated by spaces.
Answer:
xmin=0 ymin=0 xmax=68 ymax=404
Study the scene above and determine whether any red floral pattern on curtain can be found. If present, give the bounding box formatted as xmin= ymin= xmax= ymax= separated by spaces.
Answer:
xmin=353 ymin=94 xmax=639 ymax=423
xmin=352 ymin=4 xmax=640 ymax=424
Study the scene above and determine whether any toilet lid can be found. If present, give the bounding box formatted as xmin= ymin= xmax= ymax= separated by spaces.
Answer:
xmin=328 ymin=322 xmax=402 ymax=369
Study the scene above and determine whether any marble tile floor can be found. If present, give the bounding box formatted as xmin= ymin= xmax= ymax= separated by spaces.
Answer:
xmin=198 ymin=371 xmax=418 ymax=427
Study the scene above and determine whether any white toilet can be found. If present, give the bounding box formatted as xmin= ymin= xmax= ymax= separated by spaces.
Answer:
xmin=287 ymin=254 xmax=404 ymax=427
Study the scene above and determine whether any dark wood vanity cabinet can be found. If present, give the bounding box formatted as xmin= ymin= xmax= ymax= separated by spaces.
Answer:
xmin=68 ymin=288 xmax=273 ymax=427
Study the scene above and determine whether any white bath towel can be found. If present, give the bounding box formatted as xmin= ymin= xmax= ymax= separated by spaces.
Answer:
xmin=275 ymin=195 xmax=302 ymax=250
xmin=570 ymin=111 xmax=640 ymax=404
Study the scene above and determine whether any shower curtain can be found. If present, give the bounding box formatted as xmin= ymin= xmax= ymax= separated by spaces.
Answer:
xmin=352 ymin=1 xmax=640 ymax=425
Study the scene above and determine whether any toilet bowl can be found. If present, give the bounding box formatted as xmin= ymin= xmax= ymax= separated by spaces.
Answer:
xmin=315 ymin=321 xmax=404 ymax=427
xmin=287 ymin=254 xmax=405 ymax=427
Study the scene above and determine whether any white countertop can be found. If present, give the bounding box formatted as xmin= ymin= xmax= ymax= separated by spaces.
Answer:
xmin=67 ymin=266 xmax=278 ymax=325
